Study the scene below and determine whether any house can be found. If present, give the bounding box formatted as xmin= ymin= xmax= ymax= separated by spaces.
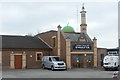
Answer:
xmin=2 ymin=35 xmax=52 ymax=69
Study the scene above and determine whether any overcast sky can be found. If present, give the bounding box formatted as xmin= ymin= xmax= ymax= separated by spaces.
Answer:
xmin=0 ymin=0 xmax=119 ymax=48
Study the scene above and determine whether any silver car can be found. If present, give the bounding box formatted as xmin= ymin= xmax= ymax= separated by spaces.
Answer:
xmin=42 ymin=56 xmax=66 ymax=71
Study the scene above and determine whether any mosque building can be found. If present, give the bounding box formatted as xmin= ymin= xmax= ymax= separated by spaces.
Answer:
xmin=1 ymin=5 xmax=109 ymax=69
xmin=36 ymin=5 xmax=107 ymax=69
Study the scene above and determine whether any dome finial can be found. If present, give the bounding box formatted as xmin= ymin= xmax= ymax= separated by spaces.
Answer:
xmin=67 ymin=22 xmax=69 ymax=26
xmin=82 ymin=3 xmax=85 ymax=11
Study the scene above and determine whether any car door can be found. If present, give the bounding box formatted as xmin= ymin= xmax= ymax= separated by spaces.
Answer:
xmin=48 ymin=57 xmax=52 ymax=68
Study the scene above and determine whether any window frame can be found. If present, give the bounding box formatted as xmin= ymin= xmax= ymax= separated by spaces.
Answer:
xmin=36 ymin=52 xmax=43 ymax=61
xmin=52 ymin=36 xmax=56 ymax=48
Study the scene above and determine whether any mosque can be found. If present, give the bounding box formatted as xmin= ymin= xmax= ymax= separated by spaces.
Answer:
xmin=36 ymin=5 xmax=107 ymax=69
xmin=2 ymin=5 xmax=110 ymax=69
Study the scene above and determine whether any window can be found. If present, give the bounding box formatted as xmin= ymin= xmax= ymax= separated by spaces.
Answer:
xmin=52 ymin=36 xmax=56 ymax=47
xmin=83 ymin=28 xmax=86 ymax=30
xmin=52 ymin=57 xmax=61 ymax=61
xmin=36 ymin=52 xmax=42 ymax=61
xmin=81 ymin=14 xmax=85 ymax=17
xmin=53 ymin=38 xmax=55 ymax=47
xmin=49 ymin=57 xmax=52 ymax=61
xmin=79 ymin=39 xmax=85 ymax=42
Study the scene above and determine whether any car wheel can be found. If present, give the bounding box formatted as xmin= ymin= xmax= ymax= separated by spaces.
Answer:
xmin=42 ymin=64 xmax=45 ymax=69
xmin=51 ymin=66 xmax=54 ymax=71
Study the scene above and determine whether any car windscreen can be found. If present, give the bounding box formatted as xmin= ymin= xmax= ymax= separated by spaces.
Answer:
xmin=52 ymin=57 xmax=62 ymax=61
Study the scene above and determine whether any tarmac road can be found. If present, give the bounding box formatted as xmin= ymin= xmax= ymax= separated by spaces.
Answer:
xmin=2 ymin=68 xmax=116 ymax=78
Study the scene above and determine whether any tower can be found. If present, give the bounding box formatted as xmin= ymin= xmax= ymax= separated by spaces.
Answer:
xmin=80 ymin=4 xmax=87 ymax=33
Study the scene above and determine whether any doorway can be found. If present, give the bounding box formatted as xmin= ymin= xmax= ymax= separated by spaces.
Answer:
xmin=14 ymin=55 xmax=22 ymax=69
xmin=71 ymin=54 xmax=93 ymax=68
xmin=71 ymin=54 xmax=84 ymax=68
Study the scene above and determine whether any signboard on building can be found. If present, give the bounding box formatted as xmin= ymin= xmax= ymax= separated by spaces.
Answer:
xmin=73 ymin=44 xmax=91 ymax=50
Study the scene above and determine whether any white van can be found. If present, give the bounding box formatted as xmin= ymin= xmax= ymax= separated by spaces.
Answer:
xmin=103 ymin=55 xmax=119 ymax=70
xmin=42 ymin=56 xmax=66 ymax=70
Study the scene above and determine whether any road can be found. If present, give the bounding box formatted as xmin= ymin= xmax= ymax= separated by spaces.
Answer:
xmin=2 ymin=68 xmax=116 ymax=78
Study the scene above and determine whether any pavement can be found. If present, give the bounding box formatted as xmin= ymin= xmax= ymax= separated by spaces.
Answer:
xmin=2 ymin=68 xmax=116 ymax=78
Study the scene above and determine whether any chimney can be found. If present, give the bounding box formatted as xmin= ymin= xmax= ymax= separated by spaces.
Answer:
xmin=57 ymin=25 xmax=61 ymax=57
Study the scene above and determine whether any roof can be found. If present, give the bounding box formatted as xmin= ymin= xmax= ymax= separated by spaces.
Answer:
xmin=62 ymin=32 xmax=93 ymax=43
xmin=107 ymin=48 xmax=119 ymax=51
xmin=62 ymin=25 xmax=75 ymax=33
xmin=35 ymin=30 xmax=57 ymax=37
xmin=1 ymin=35 xmax=52 ymax=49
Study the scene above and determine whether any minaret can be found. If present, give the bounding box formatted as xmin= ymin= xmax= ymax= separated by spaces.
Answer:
xmin=80 ymin=3 xmax=87 ymax=33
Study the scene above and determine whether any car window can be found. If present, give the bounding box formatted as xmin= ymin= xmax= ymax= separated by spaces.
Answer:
xmin=49 ymin=57 xmax=52 ymax=61
xmin=52 ymin=57 xmax=62 ymax=61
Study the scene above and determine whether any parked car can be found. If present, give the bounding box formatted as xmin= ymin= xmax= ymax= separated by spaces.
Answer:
xmin=112 ymin=71 xmax=120 ymax=78
xmin=42 ymin=56 xmax=66 ymax=71
xmin=103 ymin=55 xmax=119 ymax=71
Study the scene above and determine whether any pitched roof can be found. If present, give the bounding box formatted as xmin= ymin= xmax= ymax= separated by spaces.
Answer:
xmin=62 ymin=32 xmax=93 ymax=43
xmin=1 ymin=35 xmax=52 ymax=49
xmin=35 ymin=30 xmax=57 ymax=36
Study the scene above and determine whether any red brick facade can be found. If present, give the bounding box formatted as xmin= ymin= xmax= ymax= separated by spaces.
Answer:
xmin=2 ymin=49 xmax=51 ymax=69
xmin=36 ymin=31 xmax=67 ymax=62
xmin=97 ymin=48 xmax=107 ymax=67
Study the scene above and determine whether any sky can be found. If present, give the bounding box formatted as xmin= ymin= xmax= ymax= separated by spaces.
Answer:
xmin=0 ymin=0 xmax=119 ymax=48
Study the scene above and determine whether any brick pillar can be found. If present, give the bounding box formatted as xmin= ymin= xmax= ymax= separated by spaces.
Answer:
xmin=10 ymin=54 xmax=14 ymax=69
xmin=93 ymin=37 xmax=97 ymax=68
xmin=22 ymin=53 xmax=26 ymax=69
xmin=66 ymin=38 xmax=71 ymax=69
xmin=57 ymin=25 xmax=61 ymax=57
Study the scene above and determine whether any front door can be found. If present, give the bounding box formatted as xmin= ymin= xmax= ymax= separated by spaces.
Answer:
xmin=71 ymin=54 xmax=84 ymax=68
xmin=14 ymin=55 xmax=22 ymax=69
xmin=85 ymin=54 xmax=93 ymax=68
xmin=71 ymin=54 xmax=93 ymax=68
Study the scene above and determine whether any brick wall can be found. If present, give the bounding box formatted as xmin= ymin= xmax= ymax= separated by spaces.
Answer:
xmin=97 ymin=48 xmax=107 ymax=67
xmin=36 ymin=31 xmax=67 ymax=62
xmin=2 ymin=49 xmax=51 ymax=69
